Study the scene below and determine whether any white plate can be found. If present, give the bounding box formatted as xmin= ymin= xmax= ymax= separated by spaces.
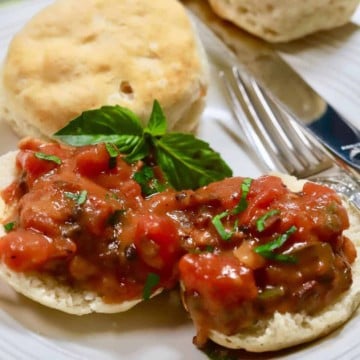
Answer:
xmin=0 ymin=1 xmax=359 ymax=359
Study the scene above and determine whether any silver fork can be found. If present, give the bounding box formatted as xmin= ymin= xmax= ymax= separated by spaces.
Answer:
xmin=220 ymin=66 xmax=360 ymax=210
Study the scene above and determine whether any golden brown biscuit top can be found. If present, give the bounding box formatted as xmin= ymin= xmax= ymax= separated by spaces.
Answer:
xmin=2 ymin=0 xmax=207 ymax=136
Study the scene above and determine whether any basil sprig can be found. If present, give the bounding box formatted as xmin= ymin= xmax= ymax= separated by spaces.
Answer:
xmin=54 ymin=100 xmax=232 ymax=190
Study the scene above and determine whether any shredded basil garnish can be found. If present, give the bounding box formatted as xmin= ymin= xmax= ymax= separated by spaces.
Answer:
xmin=212 ymin=211 xmax=238 ymax=241
xmin=108 ymin=209 xmax=125 ymax=226
xmin=105 ymin=192 xmax=120 ymax=201
xmin=258 ymin=286 xmax=285 ymax=300
xmin=254 ymin=226 xmax=297 ymax=263
xmin=133 ymin=166 xmax=167 ymax=196
xmin=259 ymin=252 xmax=297 ymax=263
xmin=34 ymin=152 xmax=62 ymax=165
xmin=143 ymin=272 xmax=160 ymax=300
xmin=64 ymin=190 xmax=88 ymax=205
xmin=232 ymin=178 xmax=252 ymax=214
xmin=3 ymin=221 xmax=15 ymax=232
xmin=205 ymin=245 xmax=215 ymax=253
xmin=256 ymin=209 xmax=280 ymax=232
xmin=211 ymin=178 xmax=252 ymax=241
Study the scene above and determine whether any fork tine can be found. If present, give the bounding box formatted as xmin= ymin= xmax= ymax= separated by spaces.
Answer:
xmin=246 ymin=76 xmax=312 ymax=171
xmin=255 ymin=83 xmax=333 ymax=168
xmin=221 ymin=67 xmax=300 ymax=174
xmin=219 ymin=68 xmax=282 ymax=173
xmin=220 ymin=66 xmax=334 ymax=178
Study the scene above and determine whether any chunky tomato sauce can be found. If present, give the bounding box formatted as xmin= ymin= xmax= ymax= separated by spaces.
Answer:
xmin=0 ymin=138 xmax=355 ymax=347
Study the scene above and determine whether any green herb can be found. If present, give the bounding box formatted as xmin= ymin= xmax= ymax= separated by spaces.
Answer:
xmin=3 ymin=221 xmax=15 ymax=232
xmin=254 ymin=226 xmax=297 ymax=263
xmin=108 ymin=209 xmax=125 ymax=226
xmin=259 ymin=252 xmax=297 ymax=263
xmin=105 ymin=192 xmax=119 ymax=201
xmin=211 ymin=211 xmax=238 ymax=241
xmin=205 ymin=245 xmax=215 ymax=253
xmin=211 ymin=178 xmax=252 ymax=241
xmin=105 ymin=142 xmax=120 ymax=157
xmin=105 ymin=143 xmax=120 ymax=169
xmin=34 ymin=152 xmax=62 ymax=165
xmin=257 ymin=286 xmax=285 ymax=300
xmin=54 ymin=100 xmax=232 ymax=190
xmin=64 ymin=190 xmax=88 ymax=205
xmin=145 ymin=99 xmax=167 ymax=137
xmin=256 ymin=209 xmax=280 ymax=232
xmin=154 ymin=133 xmax=232 ymax=190
xmin=143 ymin=272 xmax=160 ymax=300
xmin=133 ymin=166 xmax=167 ymax=196
xmin=232 ymin=178 xmax=252 ymax=214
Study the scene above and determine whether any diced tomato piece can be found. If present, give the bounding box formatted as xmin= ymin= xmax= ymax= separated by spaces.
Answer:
xmin=75 ymin=144 xmax=111 ymax=177
xmin=134 ymin=214 xmax=182 ymax=271
xmin=79 ymin=196 xmax=116 ymax=236
xmin=240 ymin=176 xmax=288 ymax=223
xmin=17 ymin=140 xmax=71 ymax=186
xmin=342 ymin=236 xmax=357 ymax=264
xmin=179 ymin=253 xmax=258 ymax=305
xmin=16 ymin=151 xmax=58 ymax=186
xmin=0 ymin=229 xmax=76 ymax=272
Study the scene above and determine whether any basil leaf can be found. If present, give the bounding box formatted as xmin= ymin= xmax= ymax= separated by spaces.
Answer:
xmin=232 ymin=178 xmax=252 ymax=214
xmin=256 ymin=226 xmax=297 ymax=253
xmin=256 ymin=209 xmax=280 ymax=232
xmin=54 ymin=101 xmax=233 ymax=190
xmin=146 ymin=99 xmax=167 ymax=137
xmin=105 ymin=143 xmax=120 ymax=169
xmin=205 ymin=245 xmax=215 ymax=253
xmin=255 ymin=226 xmax=297 ymax=263
xmin=155 ymin=133 xmax=232 ymax=190
xmin=4 ymin=221 xmax=16 ymax=232
xmin=212 ymin=211 xmax=238 ymax=241
xmin=133 ymin=166 xmax=167 ymax=196
xmin=108 ymin=209 xmax=125 ymax=226
xmin=125 ymin=136 xmax=150 ymax=163
xmin=105 ymin=143 xmax=120 ymax=158
xmin=212 ymin=211 xmax=231 ymax=240
xmin=143 ymin=272 xmax=160 ymax=300
xmin=258 ymin=251 xmax=297 ymax=264
xmin=34 ymin=152 xmax=62 ymax=165
xmin=105 ymin=192 xmax=120 ymax=201
xmin=258 ymin=286 xmax=285 ymax=300
xmin=54 ymin=105 xmax=144 ymax=151
xmin=64 ymin=190 xmax=88 ymax=205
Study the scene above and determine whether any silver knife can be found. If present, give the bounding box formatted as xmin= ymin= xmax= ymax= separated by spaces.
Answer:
xmin=184 ymin=0 xmax=360 ymax=172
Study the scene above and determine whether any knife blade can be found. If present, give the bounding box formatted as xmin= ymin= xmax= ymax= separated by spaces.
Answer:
xmin=184 ymin=0 xmax=360 ymax=171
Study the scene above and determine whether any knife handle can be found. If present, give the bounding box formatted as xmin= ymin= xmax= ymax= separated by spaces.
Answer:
xmin=308 ymin=106 xmax=360 ymax=172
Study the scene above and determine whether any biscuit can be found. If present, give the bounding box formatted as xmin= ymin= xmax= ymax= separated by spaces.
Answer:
xmin=181 ymin=173 xmax=360 ymax=352
xmin=208 ymin=0 xmax=359 ymax=42
xmin=1 ymin=0 xmax=208 ymax=138
xmin=0 ymin=150 xmax=162 ymax=314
